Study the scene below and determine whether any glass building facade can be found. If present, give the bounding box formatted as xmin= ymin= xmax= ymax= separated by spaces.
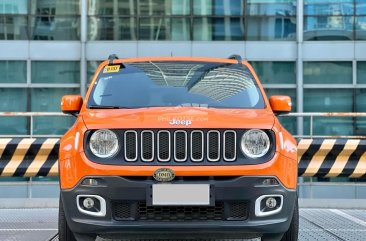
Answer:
xmin=0 ymin=0 xmax=365 ymax=138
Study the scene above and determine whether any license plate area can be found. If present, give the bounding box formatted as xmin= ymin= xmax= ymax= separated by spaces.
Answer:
xmin=151 ymin=184 xmax=211 ymax=206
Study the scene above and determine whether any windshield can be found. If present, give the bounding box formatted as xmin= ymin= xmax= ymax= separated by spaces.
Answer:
xmin=87 ymin=61 xmax=265 ymax=109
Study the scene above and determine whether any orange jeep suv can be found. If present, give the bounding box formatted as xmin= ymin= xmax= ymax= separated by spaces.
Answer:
xmin=59 ymin=55 xmax=298 ymax=241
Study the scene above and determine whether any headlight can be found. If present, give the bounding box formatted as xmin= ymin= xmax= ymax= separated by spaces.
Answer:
xmin=89 ymin=129 xmax=119 ymax=158
xmin=241 ymin=129 xmax=270 ymax=158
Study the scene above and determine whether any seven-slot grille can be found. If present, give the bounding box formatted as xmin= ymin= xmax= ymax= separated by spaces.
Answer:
xmin=123 ymin=130 xmax=236 ymax=163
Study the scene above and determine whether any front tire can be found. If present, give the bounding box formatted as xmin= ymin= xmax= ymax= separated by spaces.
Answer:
xmin=281 ymin=197 xmax=299 ymax=241
xmin=59 ymin=196 xmax=77 ymax=241
xmin=262 ymin=196 xmax=299 ymax=241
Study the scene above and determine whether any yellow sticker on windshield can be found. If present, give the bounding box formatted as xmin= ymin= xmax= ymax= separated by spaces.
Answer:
xmin=103 ymin=65 xmax=120 ymax=73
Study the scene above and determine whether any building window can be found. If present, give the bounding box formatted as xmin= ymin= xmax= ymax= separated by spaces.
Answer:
xmin=0 ymin=60 xmax=27 ymax=83
xmin=31 ymin=88 xmax=77 ymax=135
xmin=0 ymin=0 xmax=28 ymax=40
xmin=304 ymin=62 xmax=352 ymax=84
xmin=304 ymin=0 xmax=357 ymax=40
xmin=88 ymin=0 xmax=296 ymax=41
xmin=193 ymin=17 xmax=244 ymax=41
xmin=0 ymin=0 xmax=80 ymax=40
xmin=31 ymin=61 xmax=80 ymax=84
xmin=0 ymin=88 xmax=28 ymax=134
xmin=303 ymin=89 xmax=354 ymax=136
xmin=247 ymin=0 xmax=296 ymax=41
xmin=355 ymin=0 xmax=366 ymax=40
xmin=251 ymin=61 xmax=296 ymax=84
xmin=139 ymin=17 xmax=190 ymax=40
xmin=357 ymin=62 xmax=366 ymax=84
xmin=0 ymin=60 xmax=80 ymax=135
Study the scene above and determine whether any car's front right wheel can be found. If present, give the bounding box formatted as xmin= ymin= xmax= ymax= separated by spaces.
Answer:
xmin=59 ymin=196 xmax=97 ymax=241
xmin=59 ymin=196 xmax=77 ymax=241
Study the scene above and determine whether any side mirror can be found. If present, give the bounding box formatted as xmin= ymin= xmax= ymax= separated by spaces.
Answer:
xmin=61 ymin=95 xmax=83 ymax=115
xmin=269 ymin=95 xmax=292 ymax=115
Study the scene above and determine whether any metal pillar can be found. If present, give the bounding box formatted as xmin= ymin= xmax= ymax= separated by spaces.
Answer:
xmin=80 ymin=0 xmax=88 ymax=97
xmin=296 ymin=0 xmax=304 ymax=136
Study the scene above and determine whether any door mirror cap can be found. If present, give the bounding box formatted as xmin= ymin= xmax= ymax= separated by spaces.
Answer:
xmin=269 ymin=95 xmax=292 ymax=115
xmin=61 ymin=95 xmax=83 ymax=115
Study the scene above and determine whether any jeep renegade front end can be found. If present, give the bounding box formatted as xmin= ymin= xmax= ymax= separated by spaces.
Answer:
xmin=59 ymin=55 xmax=298 ymax=241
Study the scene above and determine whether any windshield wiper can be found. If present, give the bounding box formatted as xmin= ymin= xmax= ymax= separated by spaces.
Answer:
xmin=88 ymin=105 xmax=132 ymax=109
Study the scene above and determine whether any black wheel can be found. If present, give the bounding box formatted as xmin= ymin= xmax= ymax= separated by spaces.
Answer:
xmin=281 ymin=197 xmax=299 ymax=241
xmin=59 ymin=196 xmax=77 ymax=241
xmin=262 ymin=196 xmax=299 ymax=241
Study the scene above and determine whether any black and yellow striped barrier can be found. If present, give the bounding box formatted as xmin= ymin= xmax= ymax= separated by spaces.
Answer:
xmin=298 ymin=139 xmax=366 ymax=178
xmin=0 ymin=138 xmax=365 ymax=178
xmin=0 ymin=138 xmax=59 ymax=177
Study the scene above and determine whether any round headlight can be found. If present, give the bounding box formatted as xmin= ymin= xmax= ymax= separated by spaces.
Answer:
xmin=241 ymin=129 xmax=270 ymax=158
xmin=89 ymin=129 xmax=119 ymax=158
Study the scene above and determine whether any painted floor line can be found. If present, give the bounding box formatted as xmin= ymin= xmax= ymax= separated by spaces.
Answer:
xmin=329 ymin=209 xmax=366 ymax=228
xmin=0 ymin=229 xmax=58 ymax=231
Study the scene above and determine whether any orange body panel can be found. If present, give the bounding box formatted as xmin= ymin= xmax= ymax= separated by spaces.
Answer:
xmin=59 ymin=57 xmax=297 ymax=190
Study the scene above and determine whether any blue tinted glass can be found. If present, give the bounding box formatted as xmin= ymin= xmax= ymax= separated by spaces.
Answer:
xmin=193 ymin=0 xmax=243 ymax=16
xmin=247 ymin=17 xmax=296 ymax=40
xmin=356 ymin=17 xmax=366 ymax=40
xmin=357 ymin=62 xmax=366 ymax=83
xmin=252 ymin=62 xmax=296 ymax=84
xmin=193 ymin=17 xmax=244 ymax=40
xmin=213 ymin=18 xmax=244 ymax=40
xmin=304 ymin=0 xmax=353 ymax=15
xmin=0 ymin=61 xmax=27 ymax=83
xmin=356 ymin=0 xmax=366 ymax=15
xmin=303 ymin=88 xmax=354 ymax=136
xmin=304 ymin=16 xmax=354 ymax=40
xmin=355 ymin=89 xmax=366 ymax=135
xmin=304 ymin=89 xmax=353 ymax=112
xmin=213 ymin=0 xmax=243 ymax=15
xmin=304 ymin=62 xmax=352 ymax=84
xmin=0 ymin=0 xmax=27 ymax=14
xmin=88 ymin=62 xmax=265 ymax=109
xmin=247 ymin=0 xmax=296 ymax=16
xmin=0 ymin=88 xmax=28 ymax=135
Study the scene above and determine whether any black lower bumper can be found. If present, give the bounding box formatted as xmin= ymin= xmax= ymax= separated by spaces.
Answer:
xmin=61 ymin=176 xmax=297 ymax=239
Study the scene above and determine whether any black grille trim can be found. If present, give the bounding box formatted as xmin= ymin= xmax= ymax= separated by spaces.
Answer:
xmin=84 ymin=129 xmax=276 ymax=166
xmin=223 ymin=130 xmax=236 ymax=161
xmin=207 ymin=131 xmax=220 ymax=162
xmin=141 ymin=131 xmax=154 ymax=162
xmin=157 ymin=130 xmax=171 ymax=162
xmin=174 ymin=130 xmax=188 ymax=162
xmin=112 ymin=201 xmax=249 ymax=222
xmin=191 ymin=130 xmax=204 ymax=162
xmin=124 ymin=131 xmax=138 ymax=162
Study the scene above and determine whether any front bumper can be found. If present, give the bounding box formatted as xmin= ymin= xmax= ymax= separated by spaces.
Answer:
xmin=61 ymin=176 xmax=297 ymax=239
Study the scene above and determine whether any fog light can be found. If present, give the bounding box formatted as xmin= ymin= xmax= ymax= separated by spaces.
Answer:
xmin=83 ymin=198 xmax=95 ymax=209
xmin=262 ymin=178 xmax=279 ymax=186
xmin=81 ymin=178 xmax=98 ymax=186
xmin=265 ymin=197 xmax=277 ymax=209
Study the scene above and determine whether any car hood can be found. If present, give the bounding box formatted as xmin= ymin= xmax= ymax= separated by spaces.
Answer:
xmin=81 ymin=107 xmax=275 ymax=130
xmin=80 ymin=107 xmax=274 ymax=129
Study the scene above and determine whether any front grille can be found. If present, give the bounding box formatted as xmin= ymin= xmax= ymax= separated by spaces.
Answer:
xmin=123 ymin=130 xmax=237 ymax=163
xmin=113 ymin=201 xmax=249 ymax=222
xmin=141 ymin=131 xmax=154 ymax=162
